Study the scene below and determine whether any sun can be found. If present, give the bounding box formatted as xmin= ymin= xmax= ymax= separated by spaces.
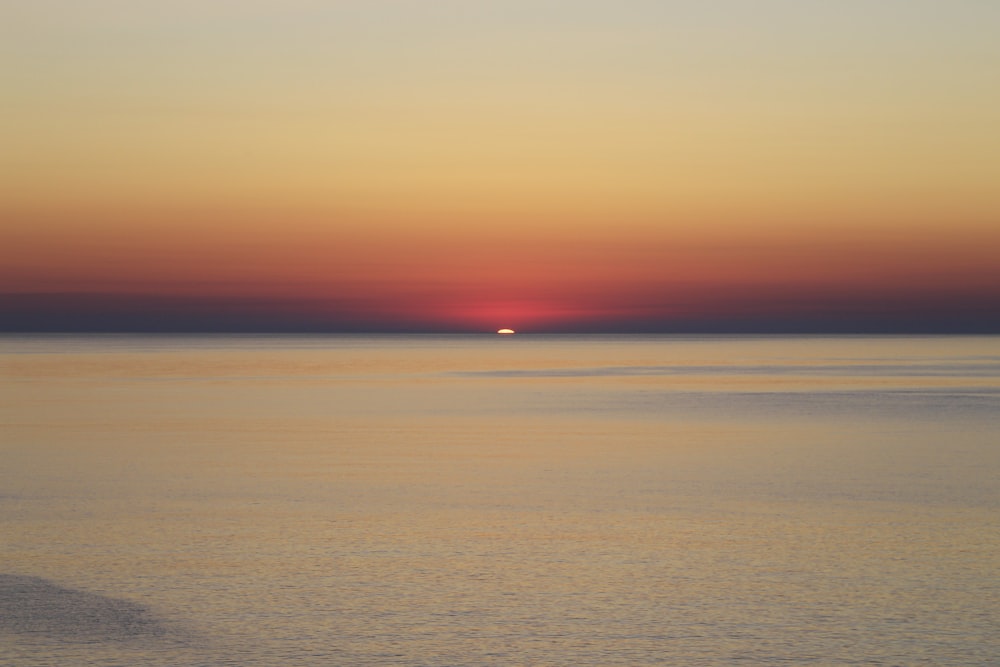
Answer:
xmin=497 ymin=328 xmax=516 ymax=335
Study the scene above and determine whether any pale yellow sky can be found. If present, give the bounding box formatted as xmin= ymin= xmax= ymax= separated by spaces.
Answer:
xmin=5 ymin=1 xmax=998 ymax=229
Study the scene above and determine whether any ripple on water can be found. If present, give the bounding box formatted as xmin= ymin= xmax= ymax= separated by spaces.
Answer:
xmin=0 ymin=574 xmax=168 ymax=642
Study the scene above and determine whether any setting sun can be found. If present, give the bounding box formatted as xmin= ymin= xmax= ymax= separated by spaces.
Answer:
xmin=497 ymin=328 xmax=515 ymax=335
xmin=3 ymin=1 xmax=999 ymax=337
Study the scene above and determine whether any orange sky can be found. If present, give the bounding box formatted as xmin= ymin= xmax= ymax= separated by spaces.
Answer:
xmin=3 ymin=2 xmax=999 ymax=332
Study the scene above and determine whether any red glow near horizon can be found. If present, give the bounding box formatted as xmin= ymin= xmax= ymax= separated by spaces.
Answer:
xmin=3 ymin=207 xmax=1000 ymax=332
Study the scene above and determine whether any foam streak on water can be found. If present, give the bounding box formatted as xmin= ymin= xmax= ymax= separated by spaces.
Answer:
xmin=1 ymin=334 xmax=998 ymax=665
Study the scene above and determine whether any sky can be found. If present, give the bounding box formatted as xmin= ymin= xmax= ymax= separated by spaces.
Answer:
xmin=3 ymin=0 xmax=999 ymax=333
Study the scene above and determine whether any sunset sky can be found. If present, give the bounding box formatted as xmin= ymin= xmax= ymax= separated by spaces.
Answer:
xmin=3 ymin=1 xmax=999 ymax=332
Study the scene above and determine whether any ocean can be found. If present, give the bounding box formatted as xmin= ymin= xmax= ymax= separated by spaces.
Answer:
xmin=1 ymin=334 xmax=998 ymax=665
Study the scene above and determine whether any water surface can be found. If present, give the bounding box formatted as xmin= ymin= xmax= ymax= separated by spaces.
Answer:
xmin=2 ymin=335 xmax=998 ymax=665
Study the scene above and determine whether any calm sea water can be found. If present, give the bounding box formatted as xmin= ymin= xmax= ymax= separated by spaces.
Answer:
xmin=1 ymin=334 xmax=998 ymax=666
